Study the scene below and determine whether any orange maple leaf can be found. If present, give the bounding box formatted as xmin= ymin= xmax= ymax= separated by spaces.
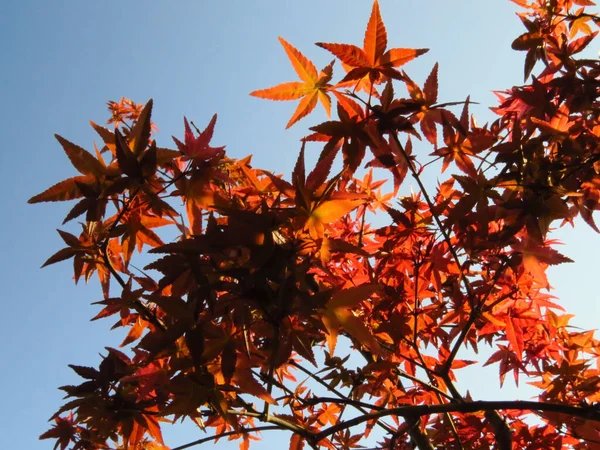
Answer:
xmin=250 ymin=37 xmax=334 ymax=128
xmin=322 ymin=284 xmax=384 ymax=357
xmin=292 ymin=144 xmax=363 ymax=239
xmin=316 ymin=1 xmax=428 ymax=85
xmin=513 ymin=238 xmax=574 ymax=289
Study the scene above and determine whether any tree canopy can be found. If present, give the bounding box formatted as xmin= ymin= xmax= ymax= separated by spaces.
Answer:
xmin=33 ymin=1 xmax=600 ymax=449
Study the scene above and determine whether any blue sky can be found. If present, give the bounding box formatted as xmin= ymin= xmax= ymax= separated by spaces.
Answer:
xmin=1 ymin=1 xmax=599 ymax=449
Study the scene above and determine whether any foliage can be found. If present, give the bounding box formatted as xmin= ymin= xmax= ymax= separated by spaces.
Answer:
xmin=32 ymin=1 xmax=600 ymax=449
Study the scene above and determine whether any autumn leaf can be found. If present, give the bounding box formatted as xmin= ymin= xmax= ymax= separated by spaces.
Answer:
xmin=28 ymin=176 xmax=92 ymax=204
xmin=289 ymin=434 xmax=305 ymax=450
xmin=328 ymin=283 xmax=380 ymax=310
xmin=28 ymin=131 xmax=110 ymax=205
xmin=120 ymin=317 xmax=147 ymax=347
xmin=250 ymin=37 xmax=334 ymax=128
xmin=316 ymin=1 xmax=428 ymax=84
xmin=183 ymin=172 xmax=227 ymax=235
xmin=55 ymin=135 xmax=106 ymax=177
xmin=291 ymin=145 xmax=363 ymax=238
xmin=322 ymin=284 xmax=384 ymax=356
xmin=128 ymin=99 xmax=153 ymax=156
xmin=31 ymin=2 xmax=600 ymax=449
xmin=172 ymin=114 xmax=225 ymax=163
xmin=39 ymin=229 xmax=94 ymax=268
xmin=505 ymin=316 xmax=525 ymax=361
xmin=306 ymin=198 xmax=364 ymax=239
xmin=39 ymin=414 xmax=77 ymax=450
xmin=115 ymin=129 xmax=142 ymax=179
xmin=306 ymin=99 xmax=369 ymax=174
xmin=117 ymin=202 xmax=173 ymax=265
xmin=433 ymin=98 xmax=478 ymax=177
xmin=511 ymin=14 xmax=546 ymax=81
xmin=317 ymin=403 xmax=341 ymax=425
xmin=404 ymin=63 xmax=444 ymax=145
xmin=90 ymin=121 xmax=116 ymax=154
xmin=513 ymin=238 xmax=574 ymax=289
xmin=530 ymin=103 xmax=573 ymax=136
xmin=233 ymin=368 xmax=277 ymax=405
xmin=365 ymin=121 xmax=409 ymax=193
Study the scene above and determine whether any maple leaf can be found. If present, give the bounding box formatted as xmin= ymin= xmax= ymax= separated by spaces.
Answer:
xmin=114 ymin=199 xmax=173 ymax=265
xmin=55 ymin=134 xmax=106 ymax=178
xmin=512 ymin=238 xmax=574 ymax=289
xmin=432 ymin=98 xmax=479 ymax=177
xmin=505 ymin=316 xmax=525 ymax=362
xmin=403 ymin=63 xmax=449 ymax=145
xmin=128 ymin=99 xmax=154 ymax=157
xmin=289 ymin=434 xmax=305 ymax=450
xmin=28 ymin=132 xmax=108 ymax=206
xmin=334 ymin=61 xmax=381 ymax=98
xmin=233 ymin=368 xmax=277 ymax=405
xmin=316 ymin=1 xmax=428 ymax=85
xmin=31 ymin=3 xmax=600 ymax=448
xmin=292 ymin=145 xmax=363 ymax=239
xmin=120 ymin=316 xmax=148 ymax=347
xmin=182 ymin=171 xmax=229 ymax=235
xmin=172 ymin=114 xmax=225 ymax=164
xmin=39 ymin=229 xmax=90 ymax=268
xmin=250 ymin=37 xmax=334 ymax=128
xmin=322 ymin=284 xmax=384 ymax=356
xmin=107 ymin=97 xmax=146 ymax=128
xmin=530 ymin=103 xmax=574 ymax=137
xmin=30 ymin=100 xmax=161 ymax=226
xmin=39 ymin=413 xmax=77 ymax=450
xmin=307 ymin=97 xmax=369 ymax=174
xmin=94 ymin=119 xmax=179 ymax=169
xmin=317 ymin=403 xmax=341 ymax=426
xmin=352 ymin=169 xmax=393 ymax=211
xmin=365 ymin=121 xmax=410 ymax=194
xmin=28 ymin=175 xmax=92 ymax=204
xmin=91 ymin=281 xmax=145 ymax=322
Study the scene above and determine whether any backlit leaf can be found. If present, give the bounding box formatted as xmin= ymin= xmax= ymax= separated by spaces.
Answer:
xmin=55 ymin=135 xmax=105 ymax=177
xmin=128 ymin=99 xmax=153 ymax=156
xmin=250 ymin=38 xmax=333 ymax=128
xmin=28 ymin=176 xmax=91 ymax=203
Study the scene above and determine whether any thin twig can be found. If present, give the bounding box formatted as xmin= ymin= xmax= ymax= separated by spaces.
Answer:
xmin=389 ymin=132 xmax=476 ymax=307
xmin=290 ymin=361 xmax=396 ymax=435
xmin=170 ymin=426 xmax=279 ymax=450
xmin=441 ymin=260 xmax=511 ymax=375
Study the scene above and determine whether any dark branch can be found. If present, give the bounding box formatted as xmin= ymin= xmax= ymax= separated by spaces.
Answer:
xmin=315 ymin=400 xmax=600 ymax=441
xmin=170 ymin=426 xmax=280 ymax=450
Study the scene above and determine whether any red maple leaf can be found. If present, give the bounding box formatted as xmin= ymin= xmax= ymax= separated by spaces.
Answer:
xmin=316 ymin=1 xmax=428 ymax=85
xmin=173 ymin=115 xmax=225 ymax=164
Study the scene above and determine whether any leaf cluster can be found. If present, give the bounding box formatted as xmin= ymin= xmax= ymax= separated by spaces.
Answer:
xmin=33 ymin=1 xmax=600 ymax=449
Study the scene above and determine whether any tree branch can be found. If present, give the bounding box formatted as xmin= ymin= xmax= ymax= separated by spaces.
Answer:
xmin=314 ymin=400 xmax=600 ymax=441
xmin=389 ymin=132 xmax=514 ymax=450
xmin=389 ymin=132 xmax=476 ymax=307
xmin=290 ymin=360 xmax=396 ymax=435
xmin=441 ymin=262 xmax=512 ymax=375
xmin=170 ymin=425 xmax=280 ymax=450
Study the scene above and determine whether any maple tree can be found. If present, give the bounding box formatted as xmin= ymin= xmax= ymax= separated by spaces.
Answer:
xmin=32 ymin=0 xmax=600 ymax=449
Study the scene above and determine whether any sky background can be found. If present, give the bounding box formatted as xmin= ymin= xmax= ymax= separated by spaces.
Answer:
xmin=1 ymin=1 xmax=599 ymax=449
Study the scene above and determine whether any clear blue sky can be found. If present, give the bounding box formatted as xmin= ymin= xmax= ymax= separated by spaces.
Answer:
xmin=1 ymin=1 xmax=599 ymax=449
